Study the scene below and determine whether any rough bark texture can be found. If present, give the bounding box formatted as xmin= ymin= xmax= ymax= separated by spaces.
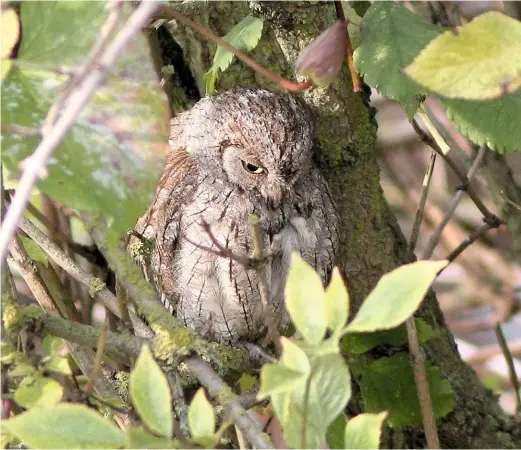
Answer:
xmin=162 ymin=2 xmax=521 ymax=447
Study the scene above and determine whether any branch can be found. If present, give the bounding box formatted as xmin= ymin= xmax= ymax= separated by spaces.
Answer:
xmin=184 ymin=356 xmax=273 ymax=449
xmin=0 ymin=1 xmax=161 ymax=264
xmin=334 ymin=1 xmax=361 ymax=92
xmin=444 ymin=222 xmax=494 ymax=264
xmin=16 ymin=215 xmax=151 ymax=336
xmin=494 ymin=323 xmax=521 ymax=413
xmin=159 ymin=5 xmax=311 ymax=93
xmin=422 ymin=146 xmax=488 ymax=260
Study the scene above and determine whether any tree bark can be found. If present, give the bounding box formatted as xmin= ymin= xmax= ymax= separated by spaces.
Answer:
xmin=160 ymin=2 xmax=521 ymax=447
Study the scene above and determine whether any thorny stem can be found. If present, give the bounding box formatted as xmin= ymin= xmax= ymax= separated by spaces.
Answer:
xmin=334 ymin=1 xmax=361 ymax=92
xmin=0 ymin=1 xmax=161 ymax=265
xmin=159 ymin=5 xmax=312 ymax=93
xmin=494 ymin=323 xmax=521 ymax=413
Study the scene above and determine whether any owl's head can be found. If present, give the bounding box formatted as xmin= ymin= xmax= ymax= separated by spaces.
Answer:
xmin=170 ymin=88 xmax=314 ymax=205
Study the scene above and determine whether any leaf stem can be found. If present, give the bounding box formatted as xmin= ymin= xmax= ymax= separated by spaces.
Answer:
xmin=494 ymin=323 xmax=521 ymax=413
xmin=159 ymin=5 xmax=311 ymax=93
xmin=334 ymin=1 xmax=361 ymax=92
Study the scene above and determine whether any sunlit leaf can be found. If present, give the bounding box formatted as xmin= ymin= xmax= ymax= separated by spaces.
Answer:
xmin=405 ymin=12 xmax=521 ymax=100
xmin=344 ymin=412 xmax=387 ymax=449
xmin=345 ymin=261 xmax=447 ymax=333
xmin=126 ymin=427 xmax=176 ymax=449
xmin=4 ymin=404 xmax=125 ymax=449
xmin=14 ymin=376 xmax=63 ymax=409
xmin=324 ymin=267 xmax=349 ymax=333
xmin=130 ymin=345 xmax=173 ymax=438
xmin=188 ymin=388 xmax=215 ymax=447
xmin=1 ymin=8 xmax=19 ymax=60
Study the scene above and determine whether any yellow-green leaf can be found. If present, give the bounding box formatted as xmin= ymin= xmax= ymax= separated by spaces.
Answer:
xmin=285 ymin=253 xmax=327 ymax=345
xmin=126 ymin=427 xmax=175 ymax=449
xmin=346 ymin=261 xmax=448 ymax=333
xmin=344 ymin=412 xmax=387 ymax=449
xmin=20 ymin=236 xmax=48 ymax=267
xmin=325 ymin=267 xmax=349 ymax=333
xmin=42 ymin=357 xmax=71 ymax=375
xmin=188 ymin=388 xmax=215 ymax=447
xmin=129 ymin=345 xmax=172 ymax=438
xmin=4 ymin=404 xmax=125 ymax=449
xmin=405 ymin=12 xmax=521 ymax=100
xmin=14 ymin=376 xmax=63 ymax=409
xmin=1 ymin=8 xmax=19 ymax=60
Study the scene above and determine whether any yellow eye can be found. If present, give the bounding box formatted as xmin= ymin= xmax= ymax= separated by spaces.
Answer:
xmin=241 ymin=160 xmax=266 ymax=174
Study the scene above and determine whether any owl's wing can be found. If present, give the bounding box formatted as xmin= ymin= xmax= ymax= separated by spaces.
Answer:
xmin=130 ymin=148 xmax=197 ymax=310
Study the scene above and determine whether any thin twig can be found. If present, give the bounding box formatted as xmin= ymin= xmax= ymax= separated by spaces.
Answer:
xmin=184 ymin=356 xmax=273 ymax=449
xmin=334 ymin=1 xmax=361 ymax=92
xmin=167 ymin=371 xmax=191 ymax=442
xmin=84 ymin=318 xmax=109 ymax=394
xmin=494 ymin=323 xmax=521 ymax=413
xmin=16 ymin=215 xmax=150 ymax=334
xmin=408 ymin=151 xmax=437 ymax=258
xmin=422 ymin=146 xmax=487 ymax=260
xmin=249 ymin=216 xmax=282 ymax=356
xmin=444 ymin=222 xmax=494 ymax=264
xmin=0 ymin=1 xmax=161 ymax=264
xmin=159 ymin=5 xmax=311 ymax=93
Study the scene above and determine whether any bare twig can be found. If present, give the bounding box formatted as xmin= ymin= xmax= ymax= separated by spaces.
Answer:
xmin=444 ymin=222 xmax=494 ymax=264
xmin=422 ymin=146 xmax=487 ymax=260
xmin=167 ymin=371 xmax=191 ymax=442
xmin=334 ymin=1 xmax=361 ymax=92
xmin=494 ymin=323 xmax=521 ymax=413
xmin=249 ymin=216 xmax=282 ymax=356
xmin=466 ymin=338 xmax=521 ymax=365
xmin=84 ymin=318 xmax=109 ymax=394
xmin=16 ymin=215 xmax=150 ymax=335
xmin=408 ymin=151 xmax=437 ymax=258
xmin=184 ymin=356 xmax=273 ymax=449
xmin=159 ymin=5 xmax=311 ymax=93
xmin=0 ymin=1 xmax=161 ymax=264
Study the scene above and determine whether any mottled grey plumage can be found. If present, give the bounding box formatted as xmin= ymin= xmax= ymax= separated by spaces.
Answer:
xmin=133 ymin=87 xmax=338 ymax=343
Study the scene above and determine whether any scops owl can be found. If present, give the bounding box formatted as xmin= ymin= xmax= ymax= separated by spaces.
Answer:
xmin=132 ymin=87 xmax=339 ymax=343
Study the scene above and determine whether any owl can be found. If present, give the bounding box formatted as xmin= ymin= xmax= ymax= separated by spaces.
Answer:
xmin=132 ymin=87 xmax=339 ymax=343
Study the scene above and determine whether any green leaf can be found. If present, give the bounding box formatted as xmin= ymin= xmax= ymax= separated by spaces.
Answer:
xmin=238 ymin=373 xmax=258 ymax=394
xmin=344 ymin=412 xmax=387 ymax=449
xmin=272 ymin=353 xmax=352 ymax=449
xmin=9 ymin=362 xmax=36 ymax=377
xmin=204 ymin=15 xmax=264 ymax=95
xmin=43 ymin=357 xmax=71 ymax=375
xmin=345 ymin=261 xmax=447 ymax=333
xmin=188 ymin=388 xmax=215 ymax=447
xmin=404 ymin=12 xmax=521 ymax=100
xmin=325 ymin=267 xmax=349 ymax=333
xmin=342 ymin=318 xmax=437 ymax=355
xmin=2 ymin=3 xmax=170 ymax=239
xmin=1 ymin=8 xmax=19 ymax=60
xmin=4 ymin=404 xmax=125 ymax=449
xmin=20 ymin=236 xmax=48 ymax=267
xmin=354 ymin=2 xmax=443 ymax=118
xmin=326 ymin=413 xmax=347 ymax=450
xmin=258 ymin=364 xmax=308 ymax=400
xmin=130 ymin=345 xmax=172 ymax=438
xmin=285 ymin=253 xmax=327 ymax=345
xmin=441 ymin=93 xmax=521 ymax=153
xmin=280 ymin=336 xmax=311 ymax=372
xmin=42 ymin=336 xmax=67 ymax=356
xmin=126 ymin=427 xmax=175 ymax=449
xmin=14 ymin=376 xmax=63 ymax=409
xmin=358 ymin=352 xmax=455 ymax=428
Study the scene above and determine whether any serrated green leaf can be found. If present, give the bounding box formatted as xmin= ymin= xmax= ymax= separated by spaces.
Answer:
xmin=188 ymin=388 xmax=215 ymax=447
xmin=354 ymin=2 xmax=443 ymax=118
xmin=345 ymin=261 xmax=447 ymax=333
xmin=1 ymin=8 xmax=19 ymax=60
xmin=325 ymin=267 xmax=349 ymax=333
xmin=285 ymin=253 xmax=327 ymax=345
xmin=358 ymin=352 xmax=455 ymax=428
xmin=344 ymin=412 xmax=387 ymax=449
xmin=342 ymin=318 xmax=438 ymax=355
xmin=43 ymin=357 xmax=71 ymax=375
xmin=405 ymin=12 xmax=521 ymax=100
xmin=4 ymin=404 xmax=125 ymax=449
xmin=14 ymin=376 xmax=63 ymax=409
xmin=126 ymin=426 xmax=176 ymax=449
xmin=130 ymin=345 xmax=172 ymax=438
xmin=272 ymin=353 xmax=351 ymax=449
xmin=2 ymin=3 xmax=169 ymax=239
xmin=20 ymin=236 xmax=48 ymax=267
xmin=442 ymin=93 xmax=521 ymax=153
xmin=204 ymin=15 xmax=263 ymax=95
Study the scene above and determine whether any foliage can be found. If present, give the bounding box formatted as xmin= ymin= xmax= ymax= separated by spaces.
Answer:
xmin=204 ymin=14 xmax=264 ymax=96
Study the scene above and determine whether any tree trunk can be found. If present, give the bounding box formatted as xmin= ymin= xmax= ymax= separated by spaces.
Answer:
xmin=160 ymin=2 xmax=520 ymax=447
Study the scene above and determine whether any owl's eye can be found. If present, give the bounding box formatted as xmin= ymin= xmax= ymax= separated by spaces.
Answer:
xmin=241 ymin=160 xmax=266 ymax=174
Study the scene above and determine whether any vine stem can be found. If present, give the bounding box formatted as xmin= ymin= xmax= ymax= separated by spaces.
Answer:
xmin=0 ymin=1 xmax=161 ymax=265
xmin=159 ymin=5 xmax=311 ymax=93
